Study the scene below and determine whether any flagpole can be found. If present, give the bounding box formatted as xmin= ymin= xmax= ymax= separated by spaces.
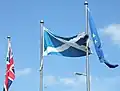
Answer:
xmin=6 ymin=36 xmax=11 ymax=91
xmin=40 ymin=20 xmax=44 ymax=91
xmin=84 ymin=1 xmax=90 ymax=91
xmin=7 ymin=36 xmax=11 ymax=43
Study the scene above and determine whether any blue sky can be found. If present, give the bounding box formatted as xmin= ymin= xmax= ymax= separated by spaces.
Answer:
xmin=0 ymin=0 xmax=120 ymax=91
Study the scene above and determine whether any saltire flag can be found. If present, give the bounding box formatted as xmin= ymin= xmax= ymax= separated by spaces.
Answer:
xmin=3 ymin=37 xmax=15 ymax=91
xmin=43 ymin=27 xmax=91 ymax=57
xmin=88 ymin=8 xmax=118 ymax=68
xmin=40 ymin=26 xmax=92 ymax=71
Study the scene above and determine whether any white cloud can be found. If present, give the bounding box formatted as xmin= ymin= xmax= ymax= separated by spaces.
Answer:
xmin=60 ymin=78 xmax=76 ymax=85
xmin=91 ymin=76 xmax=120 ymax=91
xmin=16 ymin=68 xmax=32 ymax=77
xmin=44 ymin=75 xmax=86 ymax=91
xmin=44 ymin=75 xmax=120 ymax=91
xmin=44 ymin=75 xmax=58 ymax=86
xmin=100 ymin=24 xmax=120 ymax=45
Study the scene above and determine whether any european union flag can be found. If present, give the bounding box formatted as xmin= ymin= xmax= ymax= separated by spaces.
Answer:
xmin=88 ymin=8 xmax=118 ymax=68
xmin=43 ymin=27 xmax=91 ymax=57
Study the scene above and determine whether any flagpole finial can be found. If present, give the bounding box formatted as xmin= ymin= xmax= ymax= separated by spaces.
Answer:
xmin=84 ymin=1 xmax=88 ymax=5
xmin=7 ymin=36 xmax=11 ymax=39
xmin=40 ymin=20 xmax=44 ymax=23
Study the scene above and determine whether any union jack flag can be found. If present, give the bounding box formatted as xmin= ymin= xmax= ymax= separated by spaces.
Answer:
xmin=3 ymin=37 xmax=15 ymax=91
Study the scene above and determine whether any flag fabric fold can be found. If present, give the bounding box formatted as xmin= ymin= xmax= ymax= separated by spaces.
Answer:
xmin=43 ymin=27 xmax=91 ymax=57
xmin=3 ymin=38 xmax=15 ymax=91
xmin=88 ymin=8 xmax=118 ymax=68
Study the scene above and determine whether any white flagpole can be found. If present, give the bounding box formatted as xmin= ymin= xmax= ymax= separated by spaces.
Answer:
xmin=7 ymin=36 xmax=11 ymax=41
xmin=84 ymin=1 xmax=91 ymax=91
xmin=40 ymin=20 xmax=44 ymax=91
xmin=7 ymin=36 xmax=11 ymax=46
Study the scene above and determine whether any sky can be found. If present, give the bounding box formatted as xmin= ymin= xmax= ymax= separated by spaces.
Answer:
xmin=0 ymin=0 xmax=120 ymax=91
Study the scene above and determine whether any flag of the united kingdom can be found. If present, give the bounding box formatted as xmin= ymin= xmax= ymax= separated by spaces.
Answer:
xmin=3 ymin=37 xmax=15 ymax=91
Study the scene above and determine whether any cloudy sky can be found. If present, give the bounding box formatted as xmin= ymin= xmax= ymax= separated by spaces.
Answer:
xmin=0 ymin=0 xmax=120 ymax=91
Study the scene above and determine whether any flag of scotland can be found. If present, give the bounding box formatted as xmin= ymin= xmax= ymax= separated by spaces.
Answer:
xmin=43 ymin=27 xmax=91 ymax=57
